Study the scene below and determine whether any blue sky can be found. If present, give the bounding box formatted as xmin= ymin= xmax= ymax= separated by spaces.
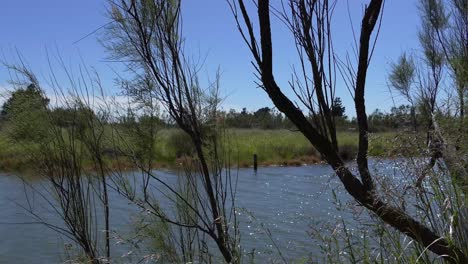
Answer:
xmin=0 ymin=0 xmax=421 ymax=117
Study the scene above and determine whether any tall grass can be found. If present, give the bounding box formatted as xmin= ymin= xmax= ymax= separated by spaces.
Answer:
xmin=307 ymin=130 xmax=468 ymax=263
xmin=0 ymin=127 xmax=401 ymax=171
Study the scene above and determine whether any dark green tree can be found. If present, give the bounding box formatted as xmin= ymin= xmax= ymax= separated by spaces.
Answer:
xmin=50 ymin=107 xmax=77 ymax=128
xmin=1 ymin=84 xmax=50 ymax=141
xmin=331 ymin=97 xmax=346 ymax=118
xmin=253 ymin=107 xmax=272 ymax=128
xmin=1 ymin=84 xmax=49 ymax=119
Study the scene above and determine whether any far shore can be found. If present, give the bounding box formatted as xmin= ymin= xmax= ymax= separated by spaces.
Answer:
xmin=0 ymin=129 xmax=409 ymax=174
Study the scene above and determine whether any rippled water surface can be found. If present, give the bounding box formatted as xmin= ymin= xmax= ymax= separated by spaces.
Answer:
xmin=0 ymin=160 xmax=404 ymax=263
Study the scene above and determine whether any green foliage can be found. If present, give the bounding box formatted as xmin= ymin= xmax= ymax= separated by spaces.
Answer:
xmin=1 ymin=84 xmax=49 ymax=118
xmin=222 ymin=101 xmax=350 ymax=130
xmin=120 ymin=113 xmax=161 ymax=164
xmin=50 ymin=105 xmax=98 ymax=133
xmin=331 ymin=97 xmax=346 ymax=118
xmin=1 ymin=84 xmax=51 ymax=142
xmin=417 ymin=0 xmax=446 ymax=71
xmin=135 ymin=214 xmax=181 ymax=263
xmin=368 ymin=105 xmax=415 ymax=131
xmin=389 ymin=53 xmax=415 ymax=99
xmin=164 ymin=129 xmax=194 ymax=159
xmin=50 ymin=107 xmax=80 ymax=128
xmin=310 ymin=147 xmax=467 ymax=263
xmin=224 ymin=107 xmax=294 ymax=129
xmin=419 ymin=0 xmax=448 ymax=30
xmin=0 ymin=126 xmax=399 ymax=171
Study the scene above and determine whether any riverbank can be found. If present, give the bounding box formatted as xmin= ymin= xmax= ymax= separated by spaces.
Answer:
xmin=154 ymin=129 xmax=400 ymax=167
xmin=0 ymin=129 xmax=401 ymax=172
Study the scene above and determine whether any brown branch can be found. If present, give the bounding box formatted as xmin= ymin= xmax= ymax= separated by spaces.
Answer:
xmin=233 ymin=0 xmax=467 ymax=262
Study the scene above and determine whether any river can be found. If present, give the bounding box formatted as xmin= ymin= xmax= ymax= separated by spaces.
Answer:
xmin=0 ymin=160 xmax=407 ymax=263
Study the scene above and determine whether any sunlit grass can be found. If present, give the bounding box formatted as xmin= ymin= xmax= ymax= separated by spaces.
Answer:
xmin=0 ymin=127 xmax=399 ymax=171
xmin=154 ymin=128 xmax=398 ymax=167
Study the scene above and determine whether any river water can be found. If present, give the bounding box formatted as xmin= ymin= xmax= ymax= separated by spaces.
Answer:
xmin=0 ymin=160 xmax=407 ymax=263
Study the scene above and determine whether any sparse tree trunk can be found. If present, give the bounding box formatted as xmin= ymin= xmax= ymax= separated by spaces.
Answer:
xmin=230 ymin=0 xmax=467 ymax=262
xmin=103 ymin=1 xmax=238 ymax=262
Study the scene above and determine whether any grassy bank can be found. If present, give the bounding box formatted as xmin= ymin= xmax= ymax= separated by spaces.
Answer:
xmin=145 ymin=129 xmax=396 ymax=167
xmin=0 ymin=128 xmax=400 ymax=172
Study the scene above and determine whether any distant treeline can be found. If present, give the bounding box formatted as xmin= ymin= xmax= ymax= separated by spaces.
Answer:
xmin=218 ymin=101 xmax=460 ymax=133
xmin=0 ymin=86 xmax=459 ymax=135
xmin=222 ymin=107 xmax=294 ymax=129
xmin=217 ymin=102 xmax=446 ymax=133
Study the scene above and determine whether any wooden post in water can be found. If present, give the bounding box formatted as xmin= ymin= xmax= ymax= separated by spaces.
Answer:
xmin=253 ymin=154 xmax=258 ymax=171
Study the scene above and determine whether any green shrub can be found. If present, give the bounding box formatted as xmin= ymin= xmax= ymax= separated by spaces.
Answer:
xmin=166 ymin=129 xmax=195 ymax=158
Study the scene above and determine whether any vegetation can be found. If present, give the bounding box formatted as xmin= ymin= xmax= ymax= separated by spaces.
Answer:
xmin=0 ymin=85 xmax=431 ymax=171
xmin=0 ymin=124 xmax=403 ymax=171
xmin=0 ymin=0 xmax=465 ymax=263
xmin=230 ymin=0 xmax=466 ymax=262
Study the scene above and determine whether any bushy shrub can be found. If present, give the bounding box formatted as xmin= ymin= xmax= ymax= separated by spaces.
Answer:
xmin=167 ymin=130 xmax=195 ymax=158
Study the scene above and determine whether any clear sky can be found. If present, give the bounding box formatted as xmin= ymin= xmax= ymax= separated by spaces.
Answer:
xmin=0 ymin=0 xmax=422 ymax=117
